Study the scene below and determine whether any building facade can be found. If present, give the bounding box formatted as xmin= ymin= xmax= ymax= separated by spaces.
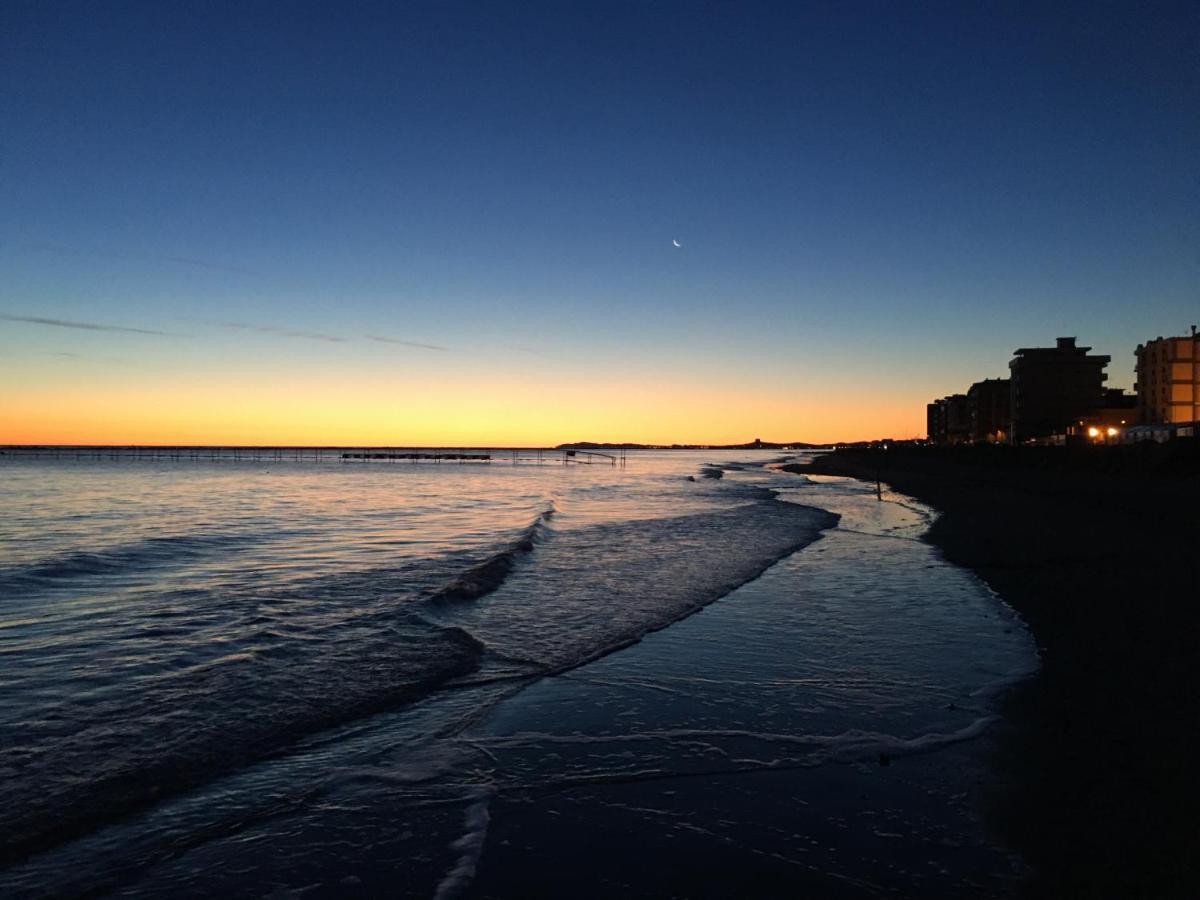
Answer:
xmin=926 ymin=402 xmax=943 ymax=444
xmin=926 ymin=394 xmax=970 ymax=444
xmin=1135 ymin=329 xmax=1200 ymax=426
xmin=1009 ymin=337 xmax=1110 ymax=442
xmin=966 ymin=378 xmax=1011 ymax=443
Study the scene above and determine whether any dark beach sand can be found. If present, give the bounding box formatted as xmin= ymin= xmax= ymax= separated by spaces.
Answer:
xmin=794 ymin=442 xmax=1200 ymax=899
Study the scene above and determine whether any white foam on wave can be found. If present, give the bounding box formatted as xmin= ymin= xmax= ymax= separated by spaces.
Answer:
xmin=448 ymin=715 xmax=1006 ymax=789
xmin=439 ymin=498 xmax=838 ymax=677
xmin=432 ymin=790 xmax=492 ymax=900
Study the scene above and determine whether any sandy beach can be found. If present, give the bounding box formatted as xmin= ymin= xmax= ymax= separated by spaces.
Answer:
xmin=795 ymin=443 xmax=1200 ymax=898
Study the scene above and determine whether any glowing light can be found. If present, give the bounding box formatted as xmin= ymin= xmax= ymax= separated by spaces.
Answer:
xmin=1106 ymin=427 xmax=1118 ymax=436
xmin=1087 ymin=427 xmax=1100 ymax=438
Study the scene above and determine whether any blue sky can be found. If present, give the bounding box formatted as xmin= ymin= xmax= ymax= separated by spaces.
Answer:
xmin=2 ymin=1 xmax=1197 ymax=441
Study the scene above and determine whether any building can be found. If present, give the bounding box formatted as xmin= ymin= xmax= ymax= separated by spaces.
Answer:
xmin=1009 ymin=337 xmax=1110 ymax=442
xmin=1068 ymin=389 xmax=1137 ymax=442
xmin=926 ymin=394 xmax=970 ymax=444
xmin=926 ymin=402 xmax=943 ymax=443
xmin=966 ymin=378 xmax=1011 ymax=443
xmin=1135 ymin=328 xmax=1200 ymax=426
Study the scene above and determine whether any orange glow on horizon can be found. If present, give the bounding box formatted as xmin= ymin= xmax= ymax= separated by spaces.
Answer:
xmin=0 ymin=372 xmax=925 ymax=447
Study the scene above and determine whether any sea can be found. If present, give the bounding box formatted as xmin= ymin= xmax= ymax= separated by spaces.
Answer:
xmin=0 ymin=450 xmax=1037 ymax=897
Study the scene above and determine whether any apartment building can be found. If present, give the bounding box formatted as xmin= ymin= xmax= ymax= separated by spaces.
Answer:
xmin=1135 ymin=328 xmax=1200 ymax=426
xmin=966 ymin=378 xmax=1011 ymax=443
xmin=1009 ymin=337 xmax=1110 ymax=442
xmin=926 ymin=394 xmax=970 ymax=444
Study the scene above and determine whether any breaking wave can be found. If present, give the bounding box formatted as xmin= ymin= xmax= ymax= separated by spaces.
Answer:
xmin=428 ymin=504 xmax=555 ymax=604
xmin=0 ymin=491 xmax=835 ymax=865
xmin=438 ymin=498 xmax=839 ymax=677
xmin=0 ymin=531 xmax=264 ymax=591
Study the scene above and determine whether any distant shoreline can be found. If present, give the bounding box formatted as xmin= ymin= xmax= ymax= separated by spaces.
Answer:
xmin=787 ymin=444 xmax=1200 ymax=898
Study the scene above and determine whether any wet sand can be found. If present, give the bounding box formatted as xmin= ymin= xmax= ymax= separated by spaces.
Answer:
xmin=795 ymin=444 xmax=1200 ymax=898
xmin=457 ymin=476 xmax=1035 ymax=898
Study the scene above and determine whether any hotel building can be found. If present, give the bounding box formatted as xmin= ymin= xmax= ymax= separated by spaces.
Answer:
xmin=926 ymin=394 xmax=970 ymax=444
xmin=966 ymin=377 xmax=1011 ymax=443
xmin=1008 ymin=337 xmax=1110 ymax=442
xmin=1135 ymin=329 xmax=1200 ymax=426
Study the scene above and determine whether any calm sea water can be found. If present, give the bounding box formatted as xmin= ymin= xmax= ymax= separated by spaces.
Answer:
xmin=0 ymin=451 xmax=1036 ymax=896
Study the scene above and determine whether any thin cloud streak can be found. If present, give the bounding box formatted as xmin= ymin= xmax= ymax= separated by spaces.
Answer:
xmin=366 ymin=334 xmax=449 ymax=351
xmin=1 ymin=314 xmax=182 ymax=337
xmin=196 ymin=319 xmax=446 ymax=348
xmin=216 ymin=321 xmax=349 ymax=343
xmin=27 ymin=242 xmax=259 ymax=276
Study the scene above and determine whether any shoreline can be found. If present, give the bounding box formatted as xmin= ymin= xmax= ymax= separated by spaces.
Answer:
xmin=790 ymin=445 xmax=1200 ymax=898
xmin=0 ymin=471 xmax=1036 ymax=898
xmin=458 ymin=474 xmax=1033 ymax=898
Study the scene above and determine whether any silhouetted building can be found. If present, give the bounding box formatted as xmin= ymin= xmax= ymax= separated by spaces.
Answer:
xmin=1102 ymin=388 xmax=1137 ymax=409
xmin=1009 ymin=337 xmax=1110 ymax=442
xmin=926 ymin=394 xmax=970 ymax=444
xmin=1068 ymin=389 xmax=1137 ymax=441
xmin=926 ymin=402 xmax=943 ymax=443
xmin=1135 ymin=329 xmax=1200 ymax=426
xmin=966 ymin=378 xmax=1011 ymax=443
xmin=1098 ymin=388 xmax=1137 ymax=426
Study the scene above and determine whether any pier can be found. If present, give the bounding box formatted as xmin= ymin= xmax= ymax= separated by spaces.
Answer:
xmin=0 ymin=445 xmax=625 ymax=466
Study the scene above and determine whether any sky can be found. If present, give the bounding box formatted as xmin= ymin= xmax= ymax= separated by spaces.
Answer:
xmin=2 ymin=1 xmax=1197 ymax=445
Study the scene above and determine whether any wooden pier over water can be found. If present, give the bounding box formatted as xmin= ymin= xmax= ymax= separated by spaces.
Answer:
xmin=0 ymin=445 xmax=625 ymax=466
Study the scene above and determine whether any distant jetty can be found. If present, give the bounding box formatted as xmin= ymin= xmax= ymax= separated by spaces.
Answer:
xmin=0 ymin=445 xmax=623 ymax=466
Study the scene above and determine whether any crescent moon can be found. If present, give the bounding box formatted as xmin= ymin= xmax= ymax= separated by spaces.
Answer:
xmin=672 ymin=239 xmax=682 ymax=248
